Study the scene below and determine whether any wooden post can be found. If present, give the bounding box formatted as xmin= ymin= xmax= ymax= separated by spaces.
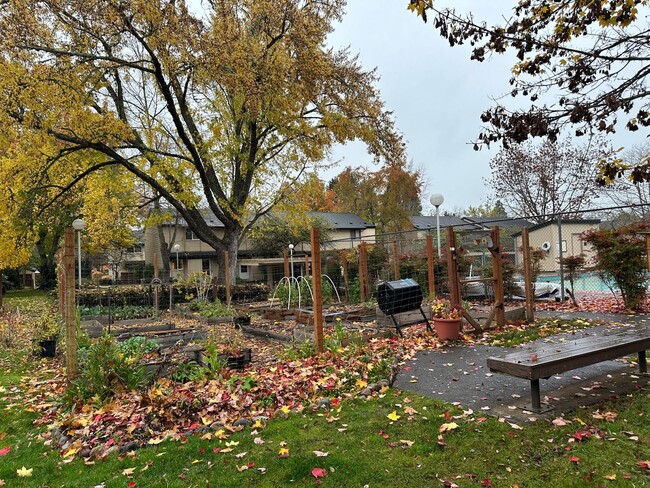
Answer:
xmin=646 ymin=235 xmax=650 ymax=271
xmin=426 ymin=235 xmax=435 ymax=298
xmin=446 ymin=227 xmax=461 ymax=308
xmin=490 ymin=227 xmax=506 ymax=327
xmin=63 ymin=228 xmax=77 ymax=380
xmin=521 ymin=228 xmax=535 ymax=322
xmin=311 ymin=227 xmax=324 ymax=353
xmin=224 ymin=251 xmax=231 ymax=307
xmin=0 ymin=270 xmax=3 ymax=308
xmin=392 ymin=241 xmax=400 ymax=280
xmin=305 ymin=254 xmax=310 ymax=277
xmin=283 ymin=251 xmax=289 ymax=279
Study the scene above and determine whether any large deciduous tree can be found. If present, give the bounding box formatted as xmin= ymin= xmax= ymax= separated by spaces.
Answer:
xmin=407 ymin=0 xmax=650 ymax=183
xmin=0 ymin=0 xmax=404 ymax=280
xmin=486 ymin=139 xmax=607 ymax=222
xmin=329 ymin=162 xmax=422 ymax=233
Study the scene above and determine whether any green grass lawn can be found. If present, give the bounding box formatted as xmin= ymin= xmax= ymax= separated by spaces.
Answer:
xmin=3 ymin=349 xmax=650 ymax=487
xmin=3 ymin=292 xmax=650 ymax=487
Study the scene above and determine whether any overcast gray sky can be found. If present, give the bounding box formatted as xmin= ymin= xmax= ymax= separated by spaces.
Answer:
xmin=324 ymin=0 xmax=644 ymax=215
xmin=325 ymin=0 xmax=516 ymax=214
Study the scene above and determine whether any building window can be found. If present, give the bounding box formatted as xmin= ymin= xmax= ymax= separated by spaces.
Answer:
xmin=125 ymin=245 xmax=142 ymax=253
xmin=202 ymin=259 xmax=211 ymax=275
xmin=185 ymin=229 xmax=199 ymax=240
xmin=240 ymin=265 xmax=248 ymax=273
xmin=171 ymin=260 xmax=183 ymax=270
xmin=350 ymin=229 xmax=361 ymax=240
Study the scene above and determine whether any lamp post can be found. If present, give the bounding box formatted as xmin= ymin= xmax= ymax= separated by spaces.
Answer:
xmin=288 ymin=243 xmax=294 ymax=279
xmin=172 ymin=243 xmax=181 ymax=275
xmin=429 ymin=194 xmax=444 ymax=258
xmin=72 ymin=218 xmax=85 ymax=289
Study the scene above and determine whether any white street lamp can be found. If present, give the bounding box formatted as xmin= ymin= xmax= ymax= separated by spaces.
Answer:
xmin=172 ymin=243 xmax=181 ymax=274
xmin=288 ymin=243 xmax=294 ymax=279
xmin=72 ymin=218 xmax=85 ymax=289
xmin=429 ymin=194 xmax=444 ymax=258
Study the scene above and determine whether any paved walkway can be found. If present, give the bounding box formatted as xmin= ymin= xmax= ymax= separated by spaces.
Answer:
xmin=393 ymin=310 xmax=650 ymax=422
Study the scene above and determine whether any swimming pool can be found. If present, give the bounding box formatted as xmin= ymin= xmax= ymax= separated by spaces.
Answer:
xmin=537 ymin=271 xmax=614 ymax=292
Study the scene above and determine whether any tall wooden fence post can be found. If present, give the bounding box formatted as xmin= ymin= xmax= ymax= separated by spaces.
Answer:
xmin=446 ymin=227 xmax=461 ymax=308
xmin=426 ymin=235 xmax=435 ymax=298
xmin=224 ymin=251 xmax=231 ymax=307
xmin=521 ymin=228 xmax=535 ymax=322
xmin=341 ymin=254 xmax=349 ymax=303
xmin=311 ymin=227 xmax=324 ymax=353
xmin=64 ymin=228 xmax=77 ymax=380
xmin=283 ymin=251 xmax=289 ymax=279
xmin=153 ymin=253 xmax=159 ymax=314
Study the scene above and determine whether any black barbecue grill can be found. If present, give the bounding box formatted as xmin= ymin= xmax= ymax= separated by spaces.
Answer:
xmin=376 ymin=279 xmax=432 ymax=336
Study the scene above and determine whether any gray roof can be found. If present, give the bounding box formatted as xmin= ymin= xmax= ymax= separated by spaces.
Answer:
xmin=411 ymin=215 xmax=533 ymax=231
xmin=307 ymin=212 xmax=375 ymax=229
xmin=163 ymin=208 xmax=373 ymax=230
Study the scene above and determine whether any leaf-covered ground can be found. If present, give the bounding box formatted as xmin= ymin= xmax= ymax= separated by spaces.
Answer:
xmin=3 ymin=292 xmax=650 ymax=486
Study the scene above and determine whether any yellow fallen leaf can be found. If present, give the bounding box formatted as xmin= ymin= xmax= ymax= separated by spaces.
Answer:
xmin=225 ymin=441 xmax=239 ymax=447
xmin=278 ymin=447 xmax=289 ymax=457
xmin=280 ymin=406 xmax=291 ymax=415
xmin=148 ymin=437 xmax=164 ymax=445
xmin=16 ymin=467 xmax=33 ymax=478
xmin=356 ymin=379 xmax=367 ymax=389
xmin=201 ymin=432 xmax=212 ymax=440
xmin=236 ymin=464 xmax=249 ymax=472
xmin=192 ymin=459 xmax=202 ymax=464
xmin=63 ymin=448 xmax=78 ymax=459
xmin=215 ymin=429 xmax=229 ymax=439
xmin=603 ymin=474 xmax=616 ymax=480
xmin=252 ymin=420 xmax=264 ymax=429
xmin=122 ymin=467 xmax=136 ymax=476
xmin=439 ymin=422 xmax=459 ymax=433
xmin=201 ymin=416 xmax=211 ymax=425
xmin=387 ymin=411 xmax=401 ymax=421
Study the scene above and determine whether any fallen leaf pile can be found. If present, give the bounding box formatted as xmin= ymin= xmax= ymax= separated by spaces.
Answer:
xmin=23 ymin=324 xmax=445 ymax=458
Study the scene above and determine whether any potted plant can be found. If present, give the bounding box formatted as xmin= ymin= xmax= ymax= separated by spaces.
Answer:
xmin=430 ymin=299 xmax=463 ymax=341
xmin=33 ymin=307 xmax=63 ymax=358
xmin=217 ymin=332 xmax=252 ymax=369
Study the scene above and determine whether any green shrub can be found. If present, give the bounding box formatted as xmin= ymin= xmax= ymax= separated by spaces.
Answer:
xmin=582 ymin=224 xmax=648 ymax=310
xmin=185 ymin=299 xmax=234 ymax=317
xmin=66 ymin=333 xmax=152 ymax=403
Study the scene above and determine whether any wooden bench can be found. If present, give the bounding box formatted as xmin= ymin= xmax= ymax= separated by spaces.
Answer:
xmin=487 ymin=326 xmax=650 ymax=412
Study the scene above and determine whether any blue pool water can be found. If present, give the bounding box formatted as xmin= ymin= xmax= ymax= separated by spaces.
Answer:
xmin=537 ymin=272 xmax=613 ymax=292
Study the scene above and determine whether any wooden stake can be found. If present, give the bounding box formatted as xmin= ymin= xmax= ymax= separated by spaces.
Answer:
xmin=426 ymin=235 xmax=435 ymax=298
xmin=305 ymin=254 xmax=310 ymax=277
xmin=446 ymin=227 xmax=461 ymax=308
xmin=311 ymin=227 xmax=324 ymax=353
xmin=283 ymin=250 xmax=289 ymax=279
xmin=64 ymin=228 xmax=77 ymax=380
xmin=224 ymin=251 xmax=231 ymax=307
xmin=646 ymin=235 xmax=650 ymax=271
xmin=521 ymin=228 xmax=535 ymax=322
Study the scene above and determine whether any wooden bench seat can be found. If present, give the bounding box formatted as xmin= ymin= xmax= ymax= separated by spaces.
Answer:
xmin=487 ymin=326 xmax=650 ymax=412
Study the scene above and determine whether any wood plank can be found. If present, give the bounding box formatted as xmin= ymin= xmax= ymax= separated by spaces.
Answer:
xmin=488 ymin=326 xmax=650 ymax=378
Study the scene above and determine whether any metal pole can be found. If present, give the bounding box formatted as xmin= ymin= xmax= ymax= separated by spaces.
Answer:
xmin=435 ymin=205 xmax=442 ymax=258
xmin=290 ymin=248 xmax=294 ymax=279
xmin=176 ymin=251 xmax=179 ymax=271
xmin=77 ymin=230 xmax=82 ymax=289
xmin=557 ymin=215 xmax=565 ymax=301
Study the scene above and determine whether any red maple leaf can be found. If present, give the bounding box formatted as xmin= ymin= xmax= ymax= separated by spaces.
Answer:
xmin=0 ymin=445 xmax=10 ymax=456
xmin=481 ymin=479 xmax=492 ymax=486
xmin=569 ymin=456 xmax=580 ymax=463
xmin=311 ymin=467 xmax=327 ymax=478
xmin=638 ymin=460 xmax=650 ymax=469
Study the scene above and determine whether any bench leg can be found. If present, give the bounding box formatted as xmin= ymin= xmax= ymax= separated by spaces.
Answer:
xmin=639 ymin=351 xmax=647 ymax=374
xmin=531 ymin=379 xmax=541 ymax=411
xmin=523 ymin=379 xmax=554 ymax=413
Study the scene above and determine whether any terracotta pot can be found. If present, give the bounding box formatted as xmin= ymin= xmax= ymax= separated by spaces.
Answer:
xmin=433 ymin=318 xmax=461 ymax=341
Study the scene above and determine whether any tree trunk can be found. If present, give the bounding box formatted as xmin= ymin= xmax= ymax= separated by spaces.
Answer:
xmin=35 ymin=234 xmax=59 ymax=290
xmin=216 ymin=234 xmax=239 ymax=283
